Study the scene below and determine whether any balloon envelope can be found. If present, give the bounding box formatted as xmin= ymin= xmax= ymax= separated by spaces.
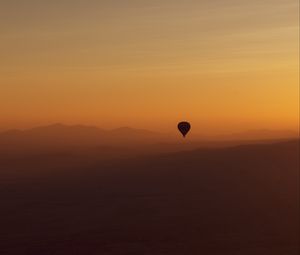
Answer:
xmin=178 ymin=121 xmax=191 ymax=137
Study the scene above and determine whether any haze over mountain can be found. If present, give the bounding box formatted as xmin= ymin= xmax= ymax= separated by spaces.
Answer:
xmin=0 ymin=124 xmax=166 ymax=152
xmin=0 ymin=123 xmax=297 ymax=162
xmin=0 ymin=123 xmax=297 ymax=146
xmin=209 ymin=129 xmax=298 ymax=141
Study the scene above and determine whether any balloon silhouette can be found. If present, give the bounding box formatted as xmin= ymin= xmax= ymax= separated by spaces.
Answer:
xmin=178 ymin=121 xmax=191 ymax=138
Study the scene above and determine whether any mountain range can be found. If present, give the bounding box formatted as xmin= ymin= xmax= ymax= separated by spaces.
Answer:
xmin=0 ymin=124 xmax=298 ymax=157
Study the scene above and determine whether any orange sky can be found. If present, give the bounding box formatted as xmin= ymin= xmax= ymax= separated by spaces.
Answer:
xmin=0 ymin=0 xmax=299 ymax=134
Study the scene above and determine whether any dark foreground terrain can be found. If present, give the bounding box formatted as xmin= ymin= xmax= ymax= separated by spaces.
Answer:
xmin=0 ymin=140 xmax=299 ymax=255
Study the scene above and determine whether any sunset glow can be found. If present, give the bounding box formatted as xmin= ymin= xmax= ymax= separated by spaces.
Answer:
xmin=1 ymin=0 xmax=298 ymax=134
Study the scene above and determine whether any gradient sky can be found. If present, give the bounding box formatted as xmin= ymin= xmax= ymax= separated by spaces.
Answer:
xmin=0 ymin=0 xmax=299 ymax=134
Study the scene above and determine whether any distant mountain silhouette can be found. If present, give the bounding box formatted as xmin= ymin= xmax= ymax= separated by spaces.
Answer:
xmin=0 ymin=124 xmax=166 ymax=151
xmin=0 ymin=124 xmax=298 ymax=157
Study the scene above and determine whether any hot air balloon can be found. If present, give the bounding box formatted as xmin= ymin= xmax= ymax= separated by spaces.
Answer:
xmin=178 ymin=121 xmax=191 ymax=138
